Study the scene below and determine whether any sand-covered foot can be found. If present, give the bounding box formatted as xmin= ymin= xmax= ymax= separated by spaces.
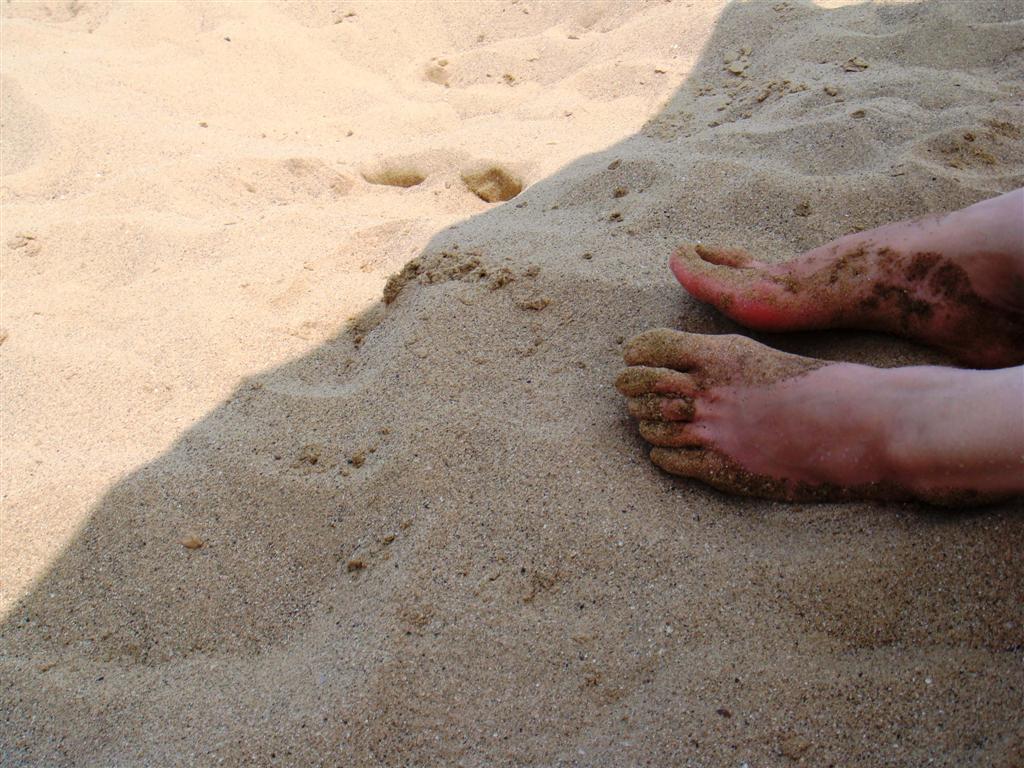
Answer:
xmin=670 ymin=188 xmax=1024 ymax=368
xmin=615 ymin=329 xmax=1024 ymax=505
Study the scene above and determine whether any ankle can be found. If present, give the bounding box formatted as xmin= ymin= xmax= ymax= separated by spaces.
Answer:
xmin=882 ymin=367 xmax=1024 ymax=497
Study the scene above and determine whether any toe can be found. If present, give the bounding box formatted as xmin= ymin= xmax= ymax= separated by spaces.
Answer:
xmin=623 ymin=328 xmax=710 ymax=369
xmin=650 ymin=446 xmax=749 ymax=486
xmin=670 ymin=245 xmax=748 ymax=307
xmin=650 ymin=446 xmax=727 ymax=478
xmin=626 ymin=394 xmax=695 ymax=421
xmin=693 ymin=244 xmax=760 ymax=268
xmin=615 ymin=366 xmax=697 ymax=397
xmin=671 ymin=245 xmax=816 ymax=332
xmin=639 ymin=420 xmax=708 ymax=447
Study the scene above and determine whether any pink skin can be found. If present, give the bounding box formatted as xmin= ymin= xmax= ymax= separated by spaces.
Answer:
xmin=696 ymin=362 xmax=1024 ymax=499
xmin=619 ymin=189 xmax=1024 ymax=504
xmin=669 ymin=189 xmax=1024 ymax=369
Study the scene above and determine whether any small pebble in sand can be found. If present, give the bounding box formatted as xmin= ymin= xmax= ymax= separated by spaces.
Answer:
xmin=198 ymin=121 xmax=208 ymax=128
xmin=843 ymin=56 xmax=869 ymax=71
xmin=381 ymin=533 xmax=396 ymax=545
xmin=607 ymin=159 xmax=621 ymax=170
xmin=608 ymin=211 xmax=623 ymax=222
xmin=346 ymin=558 xmax=367 ymax=572
xmin=851 ymin=109 xmax=866 ymax=119
xmin=715 ymin=707 xmax=732 ymax=718
xmin=181 ymin=536 xmax=204 ymax=549
xmin=613 ymin=187 xmax=628 ymax=198
xmin=824 ymin=84 xmax=839 ymax=96
xmin=349 ymin=451 xmax=366 ymax=468
xmin=581 ymin=252 xmax=593 ymax=260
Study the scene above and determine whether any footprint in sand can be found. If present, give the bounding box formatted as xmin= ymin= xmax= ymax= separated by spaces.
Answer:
xmin=460 ymin=162 xmax=522 ymax=202
xmin=918 ymin=120 xmax=1021 ymax=171
xmin=0 ymin=76 xmax=49 ymax=176
xmin=361 ymin=160 xmax=427 ymax=189
xmin=424 ymin=57 xmax=451 ymax=86
xmin=221 ymin=157 xmax=352 ymax=201
xmin=1 ymin=0 xmax=109 ymax=28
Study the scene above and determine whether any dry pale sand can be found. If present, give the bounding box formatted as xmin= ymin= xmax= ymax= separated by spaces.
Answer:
xmin=2 ymin=0 xmax=1023 ymax=765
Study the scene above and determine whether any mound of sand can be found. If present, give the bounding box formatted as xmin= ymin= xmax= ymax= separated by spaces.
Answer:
xmin=2 ymin=1 xmax=1022 ymax=765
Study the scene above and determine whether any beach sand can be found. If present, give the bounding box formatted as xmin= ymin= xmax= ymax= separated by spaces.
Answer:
xmin=2 ymin=0 xmax=1023 ymax=765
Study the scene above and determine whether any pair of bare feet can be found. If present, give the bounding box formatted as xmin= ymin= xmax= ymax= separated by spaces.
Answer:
xmin=616 ymin=188 xmax=1024 ymax=506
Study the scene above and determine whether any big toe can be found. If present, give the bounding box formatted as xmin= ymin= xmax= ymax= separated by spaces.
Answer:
xmin=667 ymin=246 xmax=757 ymax=313
xmin=671 ymin=244 xmax=832 ymax=332
xmin=669 ymin=244 xmax=760 ymax=304
xmin=691 ymin=244 xmax=760 ymax=268
xmin=623 ymin=328 xmax=707 ymax=369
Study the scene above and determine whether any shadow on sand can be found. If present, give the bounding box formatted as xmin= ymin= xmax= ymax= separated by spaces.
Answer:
xmin=3 ymin=1 xmax=1023 ymax=765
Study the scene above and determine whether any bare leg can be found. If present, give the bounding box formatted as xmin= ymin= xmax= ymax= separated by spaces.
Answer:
xmin=616 ymin=329 xmax=1024 ymax=506
xmin=670 ymin=189 xmax=1024 ymax=368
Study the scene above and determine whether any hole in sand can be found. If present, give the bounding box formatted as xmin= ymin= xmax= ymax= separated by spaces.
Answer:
xmin=460 ymin=164 xmax=522 ymax=202
xmin=361 ymin=164 xmax=427 ymax=188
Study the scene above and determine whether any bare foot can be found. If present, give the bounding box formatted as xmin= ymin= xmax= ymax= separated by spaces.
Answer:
xmin=670 ymin=189 xmax=1024 ymax=368
xmin=616 ymin=329 xmax=1024 ymax=506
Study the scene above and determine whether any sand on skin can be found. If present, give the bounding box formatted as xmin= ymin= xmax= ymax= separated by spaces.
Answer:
xmin=1 ymin=1 xmax=1023 ymax=765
